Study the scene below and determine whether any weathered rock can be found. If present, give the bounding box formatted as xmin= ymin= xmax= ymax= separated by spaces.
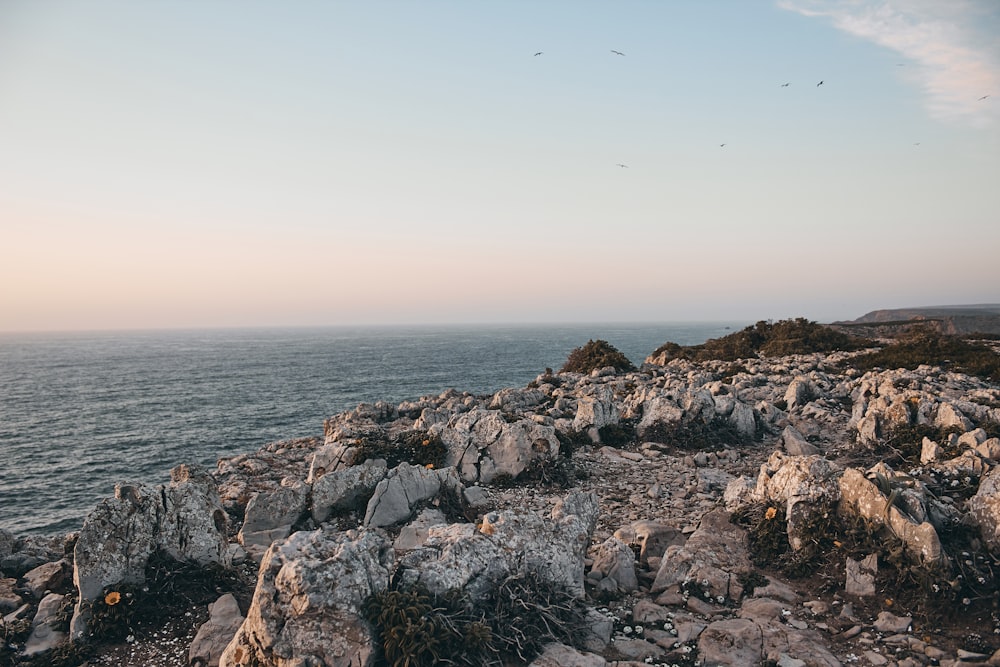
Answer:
xmin=399 ymin=491 xmax=598 ymax=600
xmin=845 ymin=554 xmax=877 ymax=597
xmin=220 ymin=528 xmax=393 ymax=667
xmin=311 ymin=458 xmax=388 ymax=523
xmin=698 ymin=618 xmax=764 ymax=666
xmin=873 ymin=611 xmax=912 ymax=633
xmin=652 ymin=509 xmax=751 ymax=603
xmin=636 ymin=395 xmax=684 ymax=442
xmin=492 ymin=387 xmax=547 ymax=413
xmin=613 ymin=521 xmax=685 ymax=566
xmin=0 ymin=528 xmax=15 ymax=561
xmin=838 ymin=468 xmax=945 ymax=567
xmin=71 ymin=465 xmax=231 ymax=639
xmin=782 ymin=425 xmax=820 ymax=456
xmin=530 ymin=642 xmax=607 ymax=667
xmin=363 ymin=463 xmax=461 ymax=528
xmin=238 ymin=477 xmax=308 ymax=560
xmin=438 ymin=409 xmax=560 ymax=483
xmin=23 ymin=592 xmax=68 ymax=657
xmin=936 ymin=403 xmax=973 ymax=431
xmin=0 ymin=578 xmax=22 ymax=612
xmin=784 ymin=377 xmax=815 ymax=410
xmin=589 ymin=537 xmax=638 ymax=595
xmin=306 ymin=442 xmax=358 ymax=481
xmin=751 ymin=452 xmax=841 ymax=551
xmin=969 ymin=467 xmax=1000 ymax=552
xmin=23 ymin=559 xmax=69 ymax=599
xmin=921 ymin=437 xmax=942 ymax=464
xmin=729 ymin=401 xmax=758 ymax=439
xmin=393 ymin=508 xmax=447 ymax=551
xmin=190 ymin=594 xmax=245 ymax=667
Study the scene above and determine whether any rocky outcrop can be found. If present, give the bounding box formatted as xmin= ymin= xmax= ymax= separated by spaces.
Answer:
xmin=220 ymin=528 xmax=393 ymax=667
xmin=190 ymin=594 xmax=245 ymax=667
xmin=71 ymin=464 xmax=232 ymax=639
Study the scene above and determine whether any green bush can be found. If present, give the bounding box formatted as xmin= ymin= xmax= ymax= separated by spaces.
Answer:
xmin=842 ymin=328 xmax=1000 ymax=383
xmin=652 ymin=318 xmax=864 ymax=363
xmin=560 ymin=340 xmax=636 ymax=374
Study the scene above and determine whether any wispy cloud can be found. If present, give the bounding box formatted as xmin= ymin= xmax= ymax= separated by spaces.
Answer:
xmin=778 ymin=0 xmax=1000 ymax=127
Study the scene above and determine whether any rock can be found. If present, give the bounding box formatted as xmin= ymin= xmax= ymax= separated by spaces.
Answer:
xmin=631 ymin=599 xmax=672 ymax=624
xmin=838 ymin=468 xmax=945 ymax=566
xmin=613 ymin=521 xmax=685 ymax=566
xmin=784 ymin=377 xmax=815 ymax=410
xmin=590 ymin=537 xmax=638 ymax=595
xmin=23 ymin=559 xmax=69 ymax=599
xmin=238 ymin=477 xmax=308 ymax=560
xmin=306 ymin=442 xmax=358 ymax=481
xmin=363 ymin=463 xmax=461 ymax=528
xmin=311 ymin=458 xmax=387 ymax=523
xmin=0 ymin=529 xmax=15 ymax=561
xmin=751 ymin=452 xmax=841 ymax=551
xmin=968 ymin=467 xmax=1000 ymax=552
xmin=729 ymin=401 xmax=758 ymax=439
xmin=530 ymin=642 xmax=607 ymax=667
xmin=612 ymin=638 xmax=665 ymax=661
xmin=491 ymin=387 xmax=547 ymax=413
xmin=782 ymin=426 xmax=820 ymax=456
xmin=936 ymin=403 xmax=973 ymax=431
xmin=393 ymin=508 xmax=447 ymax=551
xmin=399 ymin=491 xmax=598 ymax=599
xmin=23 ymin=592 xmax=68 ymax=657
xmin=72 ymin=465 xmax=232 ymax=639
xmin=0 ymin=578 xmax=22 ymax=613
xmin=220 ymin=528 xmax=393 ymax=667
xmin=921 ymin=437 xmax=941 ymax=464
xmin=573 ymin=386 xmax=620 ymax=434
xmin=698 ymin=618 xmax=764 ymax=666
xmin=189 ymin=594 xmax=245 ymax=667
xmin=845 ymin=554 xmax=877 ymax=597
xmin=439 ymin=409 xmax=560 ymax=483
xmin=978 ymin=437 xmax=1000 ymax=461
xmin=652 ymin=509 xmax=751 ymax=603
xmin=873 ymin=611 xmax=912 ymax=633
xmin=582 ymin=608 xmax=614 ymax=653
xmin=636 ymin=396 xmax=684 ymax=442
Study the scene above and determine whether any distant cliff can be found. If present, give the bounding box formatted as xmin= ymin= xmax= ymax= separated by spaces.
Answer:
xmin=832 ymin=303 xmax=1000 ymax=336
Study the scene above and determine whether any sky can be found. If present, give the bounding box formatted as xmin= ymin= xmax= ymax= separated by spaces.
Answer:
xmin=1 ymin=1 xmax=998 ymax=332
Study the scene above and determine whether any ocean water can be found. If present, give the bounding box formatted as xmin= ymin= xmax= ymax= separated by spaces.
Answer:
xmin=0 ymin=322 xmax=744 ymax=536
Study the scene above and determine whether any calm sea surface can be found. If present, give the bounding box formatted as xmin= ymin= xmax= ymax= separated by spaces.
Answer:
xmin=0 ymin=323 xmax=745 ymax=536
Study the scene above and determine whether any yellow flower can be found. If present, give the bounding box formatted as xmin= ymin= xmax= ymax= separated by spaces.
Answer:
xmin=765 ymin=507 xmax=778 ymax=520
xmin=104 ymin=591 xmax=121 ymax=606
xmin=425 ymin=463 xmax=434 ymax=469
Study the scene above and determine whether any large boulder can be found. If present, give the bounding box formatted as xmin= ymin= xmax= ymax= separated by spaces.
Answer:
xmin=398 ymin=491 xmax=599 ymax=600
xmin=71 ymin=465 xmax=231 ymax=640
xmin=311 ymin=458 xmax=388 ymax=523
xmin=636 ymin=395 xmax=684 ymax=442
xmin=220 ymin=528 xmax=394 ymax=667
xmin=363 ymin=463 xmax=462 ymax=528
xmin=968 ymin=466 xmax=1000 ymax=552
xmin=238 ymin=477 xmax=308 ymax=561
xmin=189 ymin=594 xmax=245 ymax=667
xmin=573 ymin=385 xmax=620 ymax=437
xmin=749 ymin=452 xmax=841 ymax=551
xmin=437 ymin=409 xmax=560 ymax=483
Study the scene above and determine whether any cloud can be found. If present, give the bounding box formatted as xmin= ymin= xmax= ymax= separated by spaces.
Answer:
xmin=778 ymin=0 xmax=1000 ymax=127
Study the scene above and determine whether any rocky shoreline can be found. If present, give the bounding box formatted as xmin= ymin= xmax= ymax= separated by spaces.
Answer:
xmin=2 ymin=334 xmax=1000 ymax=667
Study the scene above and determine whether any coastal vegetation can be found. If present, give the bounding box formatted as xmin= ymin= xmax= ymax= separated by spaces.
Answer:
xmin=842 ymin=327 xmax=1000 ymax=383
xmin=559 ymin=339 xmax=636 ymax=374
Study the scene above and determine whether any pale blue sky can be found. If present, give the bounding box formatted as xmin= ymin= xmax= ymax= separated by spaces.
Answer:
xmin=1 ymin=1 xmax=998 ymax=331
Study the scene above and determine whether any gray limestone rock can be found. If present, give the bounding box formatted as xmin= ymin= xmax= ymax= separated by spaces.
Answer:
xmin=936 ymin=402 xmax=973 ymax=431
xmin=189 ymin=594 xmax=245 ymax=667
xmin=782 ymin=425 xmax=820 ymax=456
xmin=23 ymin=559 xmax=69 ymax=599
xmin=838 ymin=468 xmax=945 ymax=567
xmin=23 ymin=592 xmax=68 ymax=657
xmin=311 ymin=458 xmax=387 ymax=523
xmin=529 ymin=642 xmax=607 ymax=667
xmin=363 ymin=463 xmax=460 ymax=528
xmin=784 ymin=377 xmax=816 ymax=411
xmin=751 ymin=452 xmax=841 ymax=552
xmin=613 ymin=520 xmax=685 ymax=566
xmin=873 ymin=611 xmax=912 ymax=633
xmin=220 ymin=528 xmax=393 ymax=667
xmin=71 ymin=465 xmax=231 ymax=640
xmin=636 ymin=396 xmax=684 ymax=442
xmin=238 ymin=477 xmax=308 ymax=560
xmin=439 ymin=409 xmax=560 ymax=483
xmin=729 ymin=401 xmax=758 ymax=440
xmin=393 ymin=508 xmax=447 ymax=552
xmin=0 ymin=578 xmax=22 ymax=613
xmin=589 ymin=537 xmax=638 ymax=595
xmin=968 ymin=466 xmax=1000 ymax=552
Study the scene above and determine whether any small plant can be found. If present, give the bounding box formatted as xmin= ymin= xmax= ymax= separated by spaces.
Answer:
xmin=354 ymin=430 xmax=448 ymax=469
xmin=560 ymin=340 xmax=636 ymax=374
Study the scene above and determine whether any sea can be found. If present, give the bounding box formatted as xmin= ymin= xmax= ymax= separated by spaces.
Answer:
xmin=0 ymin=322 xmax=745 ymax=537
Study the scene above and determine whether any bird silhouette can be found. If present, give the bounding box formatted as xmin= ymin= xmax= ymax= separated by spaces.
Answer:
xmin=533 ymin=52 xmax=543 ymax=56
xmin=979 ymin=95 xmax=990 ymax=101
xmin=720 ymin=144 xmax=726 ymax=148
xmin=817 ymin=80 xmax=824 ymax=86
xmin=616 ymin=163 xmax=629 ymax=168
xmin=781 ymin=83 xmax=790 ymax=87
xmin=611 ymin=50 xmax=625 ymax=56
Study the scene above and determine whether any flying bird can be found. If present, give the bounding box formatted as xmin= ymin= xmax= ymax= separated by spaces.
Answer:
xmin=780 ymin=83 xmax=790 ymax=87
xmin=719 ymin=144 xmax=726 ymax=148
xmin=533 ymin=51 xmax=543 ymax=56
xmin=817 ymin=80 xmax=824 ymax=87
xmin=615 ymin=163 xmax=629 ymax=168
xmin=611 ymin=50 xmax=625 ymax=56
xmin=979 ymin=95 xmax=990 ymax=101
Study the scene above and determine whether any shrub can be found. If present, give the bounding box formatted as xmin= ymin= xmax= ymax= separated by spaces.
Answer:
xmin=640 ymin=416 xmax=754 ymax=450
xmin=354 ymin=430 xmax=448 ymax=469
xmin=651 ymin=318 xmax=864 ymax=363
xmin=842 ymin=328 xmax=1000 ymax=383
xmin=560 ymin=340 xmax=636 ymax=374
